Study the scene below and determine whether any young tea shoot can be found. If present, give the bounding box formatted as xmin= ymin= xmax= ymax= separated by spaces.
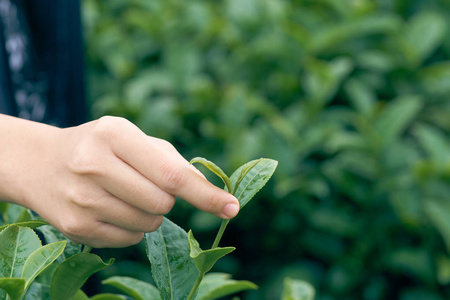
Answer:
xmin=145 ymin=157 xmax=277 ymax=300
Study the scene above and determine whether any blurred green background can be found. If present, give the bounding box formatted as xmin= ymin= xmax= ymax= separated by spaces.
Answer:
xmin=82 ymin=0 xmax=450 ymax=299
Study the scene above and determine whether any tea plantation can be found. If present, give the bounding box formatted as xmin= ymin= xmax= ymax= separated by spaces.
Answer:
xmin=83 ymin=0 xmax=450 ymax=299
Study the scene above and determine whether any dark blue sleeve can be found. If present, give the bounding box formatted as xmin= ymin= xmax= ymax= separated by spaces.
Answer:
xmin=0 ymin=0 xmax=86 ymax=127
xmin=0 ymin=17 xmax=16 ymax=116
xmin=25 ymin=0 xmax=87 ymax=127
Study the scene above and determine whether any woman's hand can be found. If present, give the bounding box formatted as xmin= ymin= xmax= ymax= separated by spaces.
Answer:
xmin=0 ymin=115 xmax=239 ymax=248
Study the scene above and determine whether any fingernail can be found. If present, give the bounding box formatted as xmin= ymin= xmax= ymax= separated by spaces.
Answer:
xmin=223 ymin=202 xmax=240 ymax=219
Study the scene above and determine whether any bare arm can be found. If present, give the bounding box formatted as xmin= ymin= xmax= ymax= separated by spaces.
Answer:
xmin=0 ymin=114 xmax=239 ymax=248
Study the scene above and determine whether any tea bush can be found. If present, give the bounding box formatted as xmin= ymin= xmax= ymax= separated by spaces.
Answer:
xmin=83 ymin=0 xmax=450 ymax=299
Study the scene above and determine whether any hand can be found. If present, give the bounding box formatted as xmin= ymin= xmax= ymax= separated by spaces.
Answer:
xmin=0 ymin=115 xmax=239 ymax=248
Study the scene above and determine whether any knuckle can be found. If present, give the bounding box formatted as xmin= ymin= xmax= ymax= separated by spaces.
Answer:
xmin=59 ymin=216 xmax=88 ymax=240
xmin=160 ymin=164 xmax=186 ymax=193
xmin=66 ymin=187 xmax=94 ymax=209
xmin=67 ymin=142 xmax=102 ymax=176
xmin=158 ymin=139 xmax=176 ymax=151
xmin=92 ymin=116 xmax=130 ymax=141
xmin=154 ymin=195 xmax=176 ymax=215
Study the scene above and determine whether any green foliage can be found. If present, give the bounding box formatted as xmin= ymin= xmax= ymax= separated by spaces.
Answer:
xmin=0 ymin=278 xmax=26 ymax=300
xmin=0 ymin=225 xmax=65 ymax=300
xmin=50 ymin=253 xmax=114 ymax=300
xmin=22 ymin=241 xmax=66 ymax=291
xmin=196 ymin=273 xmax=258 ymax=300
xmin=144 ymin=157 xmax=276 ymax=300
xmin=0 ymin=219 xmax=116 ymax=300
xmin=188 ymin=230 xmax=235 ymax=274
xmin=82 ymin=0 xmax=450 ymax=298
xmin=229 ymin=159 xmax=278 ymax=209
xmin=145 ymin=217 xmax=199 ymax=300
xmin=0 ymin=225 xmax=42 ymax=278
xmin=101 ymin=276 xmax=161 ymax=300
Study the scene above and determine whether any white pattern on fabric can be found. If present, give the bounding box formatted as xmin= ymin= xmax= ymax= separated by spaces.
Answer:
xmin=0 ymin=0 xmax=48 ymax=122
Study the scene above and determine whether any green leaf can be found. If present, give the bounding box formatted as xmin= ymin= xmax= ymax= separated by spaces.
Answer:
xmin=233 ymin=158 xmax=262 ymax=194
xmin=190 ymin=157 xmax=233 ymax=193
xmin=229 ymin=158 xmax=278 ymax=209
xmin=50 ymin=253 xmax=114 ymax=300
xmin=0 ymin=225 xmax=41 ymax=278
xmin=22 ymin=241 xmax=66 ymax=290
xmin=188 ymin=231 xmax=235 ymax=273
xmin=282 ymin=278 xmax=315 ymax=300
xmin=102 ymin=276 xmax=161 ymax=300
xmin=420 ymin=61 xmax=450 ymax=96
xmin=90 ymin=294 xmax=130 ymax=300
xmin=0 ymin=277 xmax=26 ymax=300
xmin=374 ymin=95 xmax=423 ymax=146
xmin=343 ymin=78 xmax=376 ymax=114
xmin=0 ymin=203 xmax=9 ymax=224
xmin=425 ymin=198 xmax=450 ymax=253
xmin=303 ymin=57 xmax=353 ymax=104
xmin=309 ymin=14 xmax=400 ymax=53
xmin=0 ymin=221 xmax=48 ymax=233
xmin=73 ymin=289 xmax=90 ymax=300
xmin=402 ymin=11 xmax=446 ymax=66
xmin=144 ymin=217 xmax=199 ymax=300
xmin=33 ymin=260 xmax=58 ymax=287
xmin=196 ymin=273 xmax=257 ymax=300
xmin=413 ymin=123 xmax=450 ymax=165
xmin=37 ymin=225 xmax=82 ymax=262
xmin=4 ymin=204 xmax=32 ymax=224
xmin=21 ymin=282 xmax=50 ymax=300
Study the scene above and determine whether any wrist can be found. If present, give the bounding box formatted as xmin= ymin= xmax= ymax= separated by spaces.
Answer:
xmin=0 ymin=115 xmax=61 ymax=209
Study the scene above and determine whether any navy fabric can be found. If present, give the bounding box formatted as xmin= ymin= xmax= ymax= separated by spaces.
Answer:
xmin=0 ymin=0 xmax=86 ymax=127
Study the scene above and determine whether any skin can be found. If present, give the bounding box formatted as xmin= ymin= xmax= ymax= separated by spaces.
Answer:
xmin=0 ymin=114 xmax=240 ymax=248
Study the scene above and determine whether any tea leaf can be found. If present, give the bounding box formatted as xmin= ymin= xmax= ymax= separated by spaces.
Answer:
xmin=0 ymin=225 xmax=41 ymax=278
xmin=0 ymin=203 xmax=9 ymax=224
xmin=4 ymin=204 xmax=30 ymax=224
xmin=190 ymin=157 xmax=233 ymax=193
xmin=424 ymin=198 xmax=450 ymax=253
xmin=21 ymin=282 xmax=50 ymax=300
xmin=0 ymin=221 xmax=48 ymax=233
xmin=233 ymin=158 xmax=262 ymax=194
xmin=0 ymin=277 xmax=26 ymax=300
xmin=37 ymin=225 xmax=82 ymax=263
xmin=374 ymin=95 xmax=423 ymax=146
xmin=413 ymin=123 xmax=450 ymax=165
xmin=196 ymin=273 xmax=257 ymax=300
xmin=72 ymin=289 xmax=90 ymax=300
xmin=230 ymin=159 xmax=278 ymax=208
xmin=403 ymin=11 xmax=446 ymax=66
xmin=188 ymin=231 xmax=235 ymax=274
xmin=145 ymin=217 xmax=199 ymax=300
xmin=282 ymin=278 xmax=315 ymax=300
xmin=102 ymin=276 xmax=161 ymax=300
xmin=50 ymin=253 xmax=114 ymax=300
xmin=22 ymin=241 xmax=66 ymax=290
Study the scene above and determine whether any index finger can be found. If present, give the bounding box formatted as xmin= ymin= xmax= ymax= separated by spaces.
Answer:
xmin=108 ymin=119 xmax=240 ymax=218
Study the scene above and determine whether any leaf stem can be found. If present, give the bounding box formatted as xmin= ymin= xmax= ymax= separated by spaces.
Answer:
xmin=82 ymin=245 xmax=92 ymax=253
xmin=187 ymin=271 xmax=205 ymax=300
xmin=212 ymin=219 xmax=230 ymax=249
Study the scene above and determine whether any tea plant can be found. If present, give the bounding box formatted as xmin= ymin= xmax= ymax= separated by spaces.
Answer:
xmin=144 ymin=157 xmax=277 ymax=300
xmin=0 ymin=157 xmax=317 ymax=300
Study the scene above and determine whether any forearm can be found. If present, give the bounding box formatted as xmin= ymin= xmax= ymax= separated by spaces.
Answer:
xmin=0 ymin=114 xmax=60 ymax=209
